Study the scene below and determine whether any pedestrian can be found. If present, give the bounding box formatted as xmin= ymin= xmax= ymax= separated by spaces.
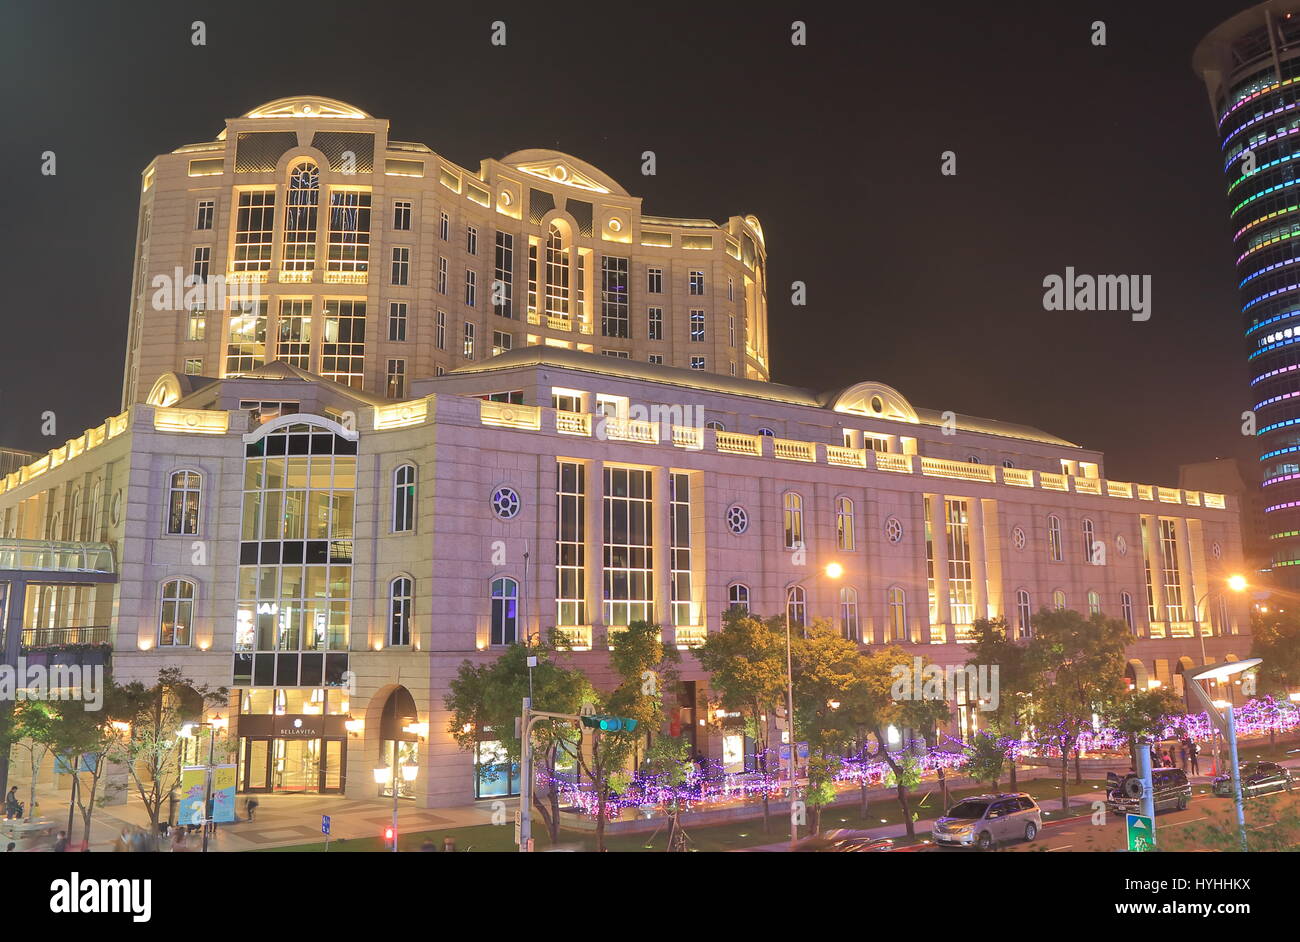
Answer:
xmin=4 ymin=786 xmax=21 ymax=820
xmin=171 ymin=828 xmax=188 ymax=853
xmin=5 ymin=842 xmax=15 ymax=853
xmin=52 ymin=830 xmax=69 ymax=853
xmin=1189 ymin=741 xmax=1201 ymax=775
xmin=112 ymin=827 xmax=131 ymax=852
xmin=1179 ymin=741 xmax=1189 ymax=771
xmin=245 ymin=797 xmax=259 ymax=821
xmin=419 ymin=839 xmax=437 ymax=852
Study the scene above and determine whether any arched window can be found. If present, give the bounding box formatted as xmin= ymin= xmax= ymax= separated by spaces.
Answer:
xmin=1052 ymin=589 xmax=1067 ymax=611
xmin=1121 ymin=591 xmax=1136 ymax=634
xmin=544 ymin=223 xmax=569 ymax=318
xmin=887 ymin=586 xmax=907 ymax=642
xmin=389 ymin=577 xmax=413 ymax=646
xmin=159 ymin=579 xmax=195 ymax=646
xmin=1087 ymin=589 xmax=1101 ymax=615
xmin=69 ymin=488 xmax=83 ymax=541
xmin=756 ymin=427 xmax=776 ymax=438
xmin=393 ymin=464 xmax=416 ymax=532
xmin=282 ymin=160 xmax=320 ymax=271
xmin=786 ymin=585 xmax=806 ymax=627
xmin=49 ymin=512 xmax=62 ymax=542
xmin=836 ymin=496 xmax=855 ymax=551
xmin=704 ymin=420 xmax=726 ymax=432
xmin=491 ymin=577 xmax=518 ymax=645
xmin=1081 ymin=518 xmax=1096 ymax=564
xmin=167 ymin=470 xmax=202 ymax=535
xmin=839 ymin=586 xmax=859 ymax=642
xmin=783 ymin=492 xmax=803 ymax=550
xmin=1047 ymin=514 xmax=1063 ymax=562
xmin=1016 ymin=589 xmax=1032 ymax=638
xmin=728 ymin=583 xmax=750 ymax=612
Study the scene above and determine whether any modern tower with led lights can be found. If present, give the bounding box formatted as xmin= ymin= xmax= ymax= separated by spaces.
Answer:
xmin=1195 ymin=2 xmax=1300 ymax=587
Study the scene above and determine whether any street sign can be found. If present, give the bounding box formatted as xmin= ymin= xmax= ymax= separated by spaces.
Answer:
xmin=321 ymin=814 xmax=331 ymax=835
xmin=796 ymin=742 xmax=809 ymax=761
xmin=1126 ymin=813 xmax=1155 ymax=852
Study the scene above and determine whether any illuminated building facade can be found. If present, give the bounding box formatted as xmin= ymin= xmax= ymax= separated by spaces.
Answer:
xmin=0 ymin=349 xmax=1251 ymax=805
xmin=1195 ymin=3 xmax=1300 ymax=587
xmin=121 ymin=97 xmax=771 ymax=409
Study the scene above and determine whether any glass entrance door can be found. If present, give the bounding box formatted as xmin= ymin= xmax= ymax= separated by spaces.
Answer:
xmin=240 ymin=736 xmax=346 ymax=793
xmin=242 ymin=738 xmax=271 ymax=792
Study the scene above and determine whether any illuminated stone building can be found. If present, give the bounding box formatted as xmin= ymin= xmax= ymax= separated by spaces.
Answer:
xmin=0 ymin=96 xmax=1254 ymax=809
xmin=121 ymin=96 xmax=771 ymax=409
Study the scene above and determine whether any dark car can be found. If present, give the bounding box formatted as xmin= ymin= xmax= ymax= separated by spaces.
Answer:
xmin=1212 ymin=761 xmax=1294 ymax=798
xmin=792 ymin=830 xmax=895 ymax=852
xmin=1107 ymin=768 xmax=1191 ymax=814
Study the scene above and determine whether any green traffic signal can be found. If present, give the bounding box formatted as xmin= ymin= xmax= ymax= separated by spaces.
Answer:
xmin=580 ymin=715 xmax=639 ymax=732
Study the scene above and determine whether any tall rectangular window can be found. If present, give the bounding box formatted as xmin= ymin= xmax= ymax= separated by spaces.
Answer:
xmin=670 ymin=472 xmax=694 ymax=627
xmin=465 ymin=269 xmax=477 ymax=307
xmin=439 ymin=211 xmax=449 ymax=240
xmin=689 ymin=310 xmax=705 ymax=342
xmin=437 ymin=257 xmax=448 ymax=294
xmin=492 ymin=330 xmax=512 ymax=356
xmin=391 ymin=247 xmax=410 ymax=285
xmin=527 ymin=242 xmax=539 ymax=316
xmin=604 ymin=466 xmax=654 ymax=627
xmin=1141 ymin=517 xmax=1160 ymax=626
xmin=388 ymin=301 xmax=408 ymax=342
xmin=1159 ymin=518 xmax=1185 ymax=623
xmin=392 ymin=200 xmax=412 ymax=231
xmin=463 ymin=322 xmax=475 ymax=359
xmin=233 ymin=190 xmax=275 ymax=271
xmin=647 ymin=268 xmax=662 ymax=293
xmin=224 ymin=300 xmax=267 ymax=376
xmin=466 ymin=225 xmax=478 ymax=255
xmin=601 ymin=256 xmax=629 ymax=338
xmin=276 ymin=299 xmax=312 ymax=369
xmin=386 ymin=359 xmax=406 ymax=398
xmin=946 ymin=498 xmax=974 ymax=633
xmin=436 ymin=310 xmax=446 ymax=350
xmin=195 ymin=199 xmax=214 ymax=230
xmin=321 ymin=300 xmax=366 ymax=388
xmin=924 ymin=496 xmax=939 ymax=628
xmin=192 ymin=246 xmax=211 ymax=283
xmin=282 ymin=164 xmax=319 ymax=271
xmin=493 ymin=231 xmax=514 ymax=318
xmin=689 ymin=270 xmax=705 ymax=295
xmin=728 ymin=314 xmax=735 ymax=347
xmin=327 ymin=191 xmax=371 ymax=272
xmin=556 ymin=461 xmax=586 ymax=626
xmin=187 ymin=305 xmax=206 ymax=342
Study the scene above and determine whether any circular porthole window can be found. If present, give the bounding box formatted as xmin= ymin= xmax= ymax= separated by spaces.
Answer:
xmin=726 ymin=504 xmax=749 ymax=535
xmin=608 ymin=217 xmax=623 ymax=232
xmin=1115 ymin=534 xmax=1129 ymax=557
xmin=870 ymin=396 xmax=885 ymax=414
xmin=1012 ymin=526 xmax=1027 ymax=551
xmin=491 ymin=486 xmax=521 ymax=520
xmin=499 ymin=190 xmax=513 ymax=207
xmin=1211 ymin=540 xmax=1222 ymax=560
xmin=884 ymin=516 xmax=904 ymax=543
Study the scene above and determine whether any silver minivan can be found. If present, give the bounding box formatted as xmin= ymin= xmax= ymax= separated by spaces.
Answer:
xmin=931 ymin=793 xmax=1043 ymax=850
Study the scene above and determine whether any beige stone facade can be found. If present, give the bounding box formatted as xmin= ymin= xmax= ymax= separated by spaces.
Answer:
xmin=121 ymin=96 xmax=771 ymax=409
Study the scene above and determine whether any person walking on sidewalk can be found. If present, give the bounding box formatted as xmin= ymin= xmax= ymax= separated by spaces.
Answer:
xmin=1189 ymin=740 xmax=1201 ymax=775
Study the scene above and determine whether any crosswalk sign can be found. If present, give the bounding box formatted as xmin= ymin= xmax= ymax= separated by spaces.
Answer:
xmin=1126 ymin=813 xmax=1155 ymax=852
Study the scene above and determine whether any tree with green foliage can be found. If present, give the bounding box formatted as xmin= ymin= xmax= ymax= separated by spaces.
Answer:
xmin=106 ymin=668 xmax=227 ymax=831
xmin=696 ymin=609 xmax=786 ymax=831
xmin=444 ymin=632 xmax=591 ymax=843
xmin=1251 ymin=607 xmax=1300 ymax=699
xmin=643 ymin=734 xmax=694 ymax=851
xmin=966 ymin=616 xmax=1033 ymax=788
xmin=1108 ymin=686 xmax=1184 ymax=768
xmin=1024 ymin=608 xmax=1129 ymax=813
xmin=9 ymin=701 xmax=58 ymax=821
xmin=963 ymin=728 xmax=1007 ymax=789
xmin=804 ymin=754 xmax=843 ymax=835
xmin=852 ymin=645 xmax=951 ymax=839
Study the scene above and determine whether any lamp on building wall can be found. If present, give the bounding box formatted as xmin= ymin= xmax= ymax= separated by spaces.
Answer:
xmin=403 ymin=721 xmax=428 ymax=741
xmin=344 ymin=716 xmax=364 ymax=737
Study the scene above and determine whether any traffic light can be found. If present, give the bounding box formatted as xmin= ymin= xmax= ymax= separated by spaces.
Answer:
xmin=580 ymin=715 xmax=638 ymax=732
xmin=384 ymin=825 xmax=396 ymax=846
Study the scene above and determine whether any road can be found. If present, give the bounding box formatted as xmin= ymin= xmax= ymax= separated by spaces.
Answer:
xmin=914 ymin=787 xmax=1299 ymax=852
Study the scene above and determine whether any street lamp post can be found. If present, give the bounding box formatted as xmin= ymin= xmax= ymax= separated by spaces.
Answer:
xmin=784 ymin=560 xmax=842 ymax=849
xmin=374 ymin=749 xmax=417 ymax=853
xmin=1189 ymin=658 xmax=1262 ymax=853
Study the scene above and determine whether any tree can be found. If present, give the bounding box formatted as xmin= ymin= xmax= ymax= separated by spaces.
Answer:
xmin=444 ymin=632 xmax=591 ymax=843
xmin=643 ymin=734 xmax=694 ymax=851
xmin=966 ymin=616 xmax=1033 ymax=788
xmin=576 ymin=621 xmax=681 ymax=852
xmin=696 ymin=610 xmax=787 ymax=831
xmin=852 ymin=645 xmax=951 ymax=839
xmin=1108 ymin=686 xmax=1184 ymax=768
xmin=1024 ymin=608 xmax=1128 ymax=813
xmin=9 ymin=701 xmax=58 ymax=821
xmin=106 ymin=668 xmax=227 ymax=832
xmin=963 ymin=728 xmax=1007 ymax=789
xmin=1251 ymin=607 xmax=1300 ymax=699
xmin=804 ymin=754 xmax=843 ymax=836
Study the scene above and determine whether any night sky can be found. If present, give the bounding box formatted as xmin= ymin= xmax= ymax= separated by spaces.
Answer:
xmin=0 ymin=0 xmax=1263 ymax=485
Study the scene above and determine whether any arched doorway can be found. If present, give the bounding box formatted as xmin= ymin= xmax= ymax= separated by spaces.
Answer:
xmin=377 ymin=686 xmax=420 ymax=800
xmin=1124 ymin=659 xmax=1149 ymax=694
